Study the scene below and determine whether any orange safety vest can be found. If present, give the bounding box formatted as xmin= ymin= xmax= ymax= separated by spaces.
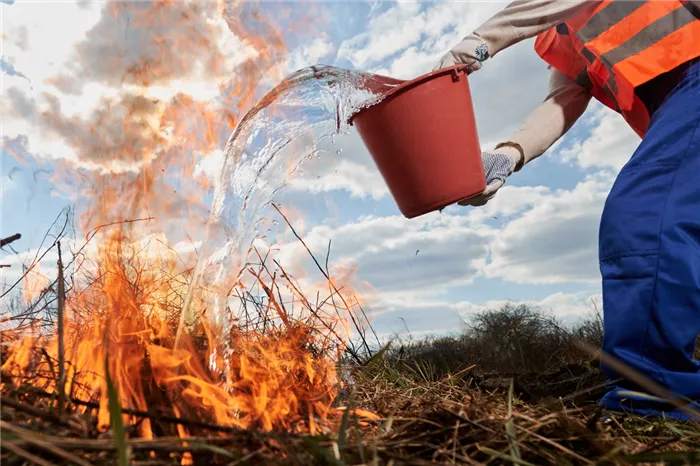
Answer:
xmin=534 ymin=0 xmax=700 ymax=138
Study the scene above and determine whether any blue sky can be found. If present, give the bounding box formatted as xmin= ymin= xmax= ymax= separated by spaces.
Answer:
xmin=1 ymin=1 xmax=643 ymax=340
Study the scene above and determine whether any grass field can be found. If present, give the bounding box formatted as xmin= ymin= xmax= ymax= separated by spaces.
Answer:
xmin=3 ymin=302 xmax=700 ymax=465
xmin=1 ymin=223 xmax=699 ymax=466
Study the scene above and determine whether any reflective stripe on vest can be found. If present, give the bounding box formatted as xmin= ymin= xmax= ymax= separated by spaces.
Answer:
xmin=535 ymin=21 xmax=648 ymax=138
xmin=568 ymin=0 xmax=700 ymax=110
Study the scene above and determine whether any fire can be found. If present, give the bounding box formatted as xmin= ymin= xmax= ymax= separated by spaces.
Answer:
xmin=1 ymin=0 xmax=373 ymax=453
xmin=2 ymin=227 xmax=351 ymax=436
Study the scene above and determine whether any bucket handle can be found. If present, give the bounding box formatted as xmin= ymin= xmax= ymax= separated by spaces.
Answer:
xmin=450 ymin=64 xmax=472 ymax=82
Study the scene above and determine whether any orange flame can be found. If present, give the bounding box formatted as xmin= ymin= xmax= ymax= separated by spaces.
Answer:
xmin=2 ymin=229 xmax=349 ymax=435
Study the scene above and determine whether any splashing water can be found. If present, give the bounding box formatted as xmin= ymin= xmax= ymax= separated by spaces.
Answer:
xmin=176 ymin=65 xmax=401 ymax=351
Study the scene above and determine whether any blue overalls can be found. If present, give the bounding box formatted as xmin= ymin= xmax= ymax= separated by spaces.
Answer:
xmin=599 ymin=57 xmax=700 ymax=421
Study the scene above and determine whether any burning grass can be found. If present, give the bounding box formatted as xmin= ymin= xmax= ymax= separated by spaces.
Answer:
xmin=3 ymin=340 xmax=700 ymax=465
xmin=0 ymin=222 xmax=364 ymax=434
xmin=2 ymin=227 xmax=700 ymax=466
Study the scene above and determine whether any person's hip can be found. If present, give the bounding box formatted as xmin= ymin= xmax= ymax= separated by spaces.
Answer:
xmin=635 ymin=56 xmax=700 ymax=118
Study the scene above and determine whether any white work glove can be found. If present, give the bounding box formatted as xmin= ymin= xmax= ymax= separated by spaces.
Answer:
xmin=433 ymin=34 xmax=490 ymax=72
xmin=458 ymin=146 xmax=523 ymax=207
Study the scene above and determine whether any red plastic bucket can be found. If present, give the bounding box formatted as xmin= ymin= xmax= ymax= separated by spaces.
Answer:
xmin=349 ymin=65 xmax=485 ymax=219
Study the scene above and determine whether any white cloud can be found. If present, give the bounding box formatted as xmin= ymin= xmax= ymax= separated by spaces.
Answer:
xmin=483 ymin=173 xmax=614 ymax=285
xmin=290 ymin=157 xmax=388 ymax=200
xmin=274 ymin=212 xmax=492 ymax=297
xmin=466 ymin=184 xmax=550 ymax=221
xmin=1 ymin=1 xmax=104 ymax=86
xmin=286 ymin=35 xmax=335 ymax=74
xmin=338 ymin=1 xmax=505 ymax=76
xmin=561 ymin=104 xmax=641 ymax=171
xmin=467 ymin=97 xmax=647 ymax=286
xmin=193 ymin=149 xmax=225 ymax=182
xmin=337 ymin=1 xmax=424 ymax=69
xmin=385 ymin=45 xmax=435 ymax=79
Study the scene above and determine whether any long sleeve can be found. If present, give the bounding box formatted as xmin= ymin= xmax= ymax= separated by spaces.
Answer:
xmin=447 ymin=0 xmax=600 ymax=164
xmin=508 ymin=67 xmax=592 ymax=166
xmin=473 ymin=0 xmax=599 ymax=58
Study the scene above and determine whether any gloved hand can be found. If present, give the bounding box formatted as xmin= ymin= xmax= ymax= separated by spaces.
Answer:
xmin=458 ymin=146 xmax=523 ymax=207
xmin=433 ymin=34 xmax=490 ymax=72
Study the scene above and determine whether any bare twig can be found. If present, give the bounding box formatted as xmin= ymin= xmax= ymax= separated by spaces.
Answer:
xmin=0 ymin=233 xmax=21 ymax=248
xmin=0 ymin=420 xmax=95 ymax=466
xmin=57 ymin=240 xmax=66 ymax=416
xmin=1 ymin=441 xmax=55 ymax=466
xmin=27 ymin=389 xmax=241 ymax=433
xmin=0 ymin=396 xmax=72 ymax=427
xmin=248 ymin=256 xmax=290 ymax=329
xmin=6 ymin=435 xmax=279 ymax=452
xmin=271 ymin=203 xmax=371 ymax=360
xmin=0 ymin=209 xmax=70 ymax=299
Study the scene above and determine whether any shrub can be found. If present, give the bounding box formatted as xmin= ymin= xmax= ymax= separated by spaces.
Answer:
xmin=383 ymin=303 xmax=604 ymax=381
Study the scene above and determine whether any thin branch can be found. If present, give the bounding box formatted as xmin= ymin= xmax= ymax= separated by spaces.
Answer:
xmin=0 ymin=210 xmax=70 ymax=299
xmin=0 ymin=420 xmax=95 ymax=466
xmin=0 ymin=233 xmax=21 ymax=248
xmin=25 ymin=389 xmax=243 ymax=433
xmin=57 ymin=240 xmax=66 ymax=416
xmin=0 ymin=396 xmax=74 ymax=428
xmin=1 ymin=441 xmax=55 ymax=466
xmin=271 ymin=203 xmax=371 ymax=359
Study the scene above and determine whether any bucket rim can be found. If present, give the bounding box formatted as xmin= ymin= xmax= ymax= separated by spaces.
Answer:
xmin=348 ymin=64 xmax=471 ymax=125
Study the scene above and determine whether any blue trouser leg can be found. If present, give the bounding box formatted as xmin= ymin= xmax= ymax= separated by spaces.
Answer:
xmin=599 ymin=65 xmax=700 ymax=421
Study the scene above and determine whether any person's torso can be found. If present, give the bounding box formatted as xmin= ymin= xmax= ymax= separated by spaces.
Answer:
xmin=535 ymin=0 xmax=700 ymax=138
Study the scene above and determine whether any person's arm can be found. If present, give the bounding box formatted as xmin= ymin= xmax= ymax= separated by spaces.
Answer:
xmin=458 ymin=67 xmax=591 ymax=207
xmin=507 ymin=66 xmax=592 ymax=169
xmin=435 ymin=0 xmax=598 ymax=71
xmin=475 ymin=0 xmax=597 ymax=58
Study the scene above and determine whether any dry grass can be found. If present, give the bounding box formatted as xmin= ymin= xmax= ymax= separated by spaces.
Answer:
xmin=3 ymin=301 xmax=699 ymax=466
xmin=2 ymin=352 xmax=700 ymax=466
xmin=2 ymin=222 xmax=700 ymax=466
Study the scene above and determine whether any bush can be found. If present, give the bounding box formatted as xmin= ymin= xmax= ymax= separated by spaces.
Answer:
xmin=383 ymin=303 xmax=604 ymax=381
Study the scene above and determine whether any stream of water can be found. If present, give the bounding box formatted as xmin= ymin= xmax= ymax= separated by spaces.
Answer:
xmin=175 ymin=65 xmax=403 ymax=346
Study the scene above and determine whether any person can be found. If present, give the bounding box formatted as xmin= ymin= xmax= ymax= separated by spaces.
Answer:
xmin=434 ymin=0 xmax=700 ymax=422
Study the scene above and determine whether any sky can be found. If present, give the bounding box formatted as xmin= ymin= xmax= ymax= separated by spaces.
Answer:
xmin=1 ymin=0 xmax=643 ymax=341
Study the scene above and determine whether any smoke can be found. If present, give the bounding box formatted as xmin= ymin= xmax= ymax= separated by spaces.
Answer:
xmin=2 ymin=1 xmax=263 ymax=173
xmin=53 ymin=1 xmax=251 ymax=94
